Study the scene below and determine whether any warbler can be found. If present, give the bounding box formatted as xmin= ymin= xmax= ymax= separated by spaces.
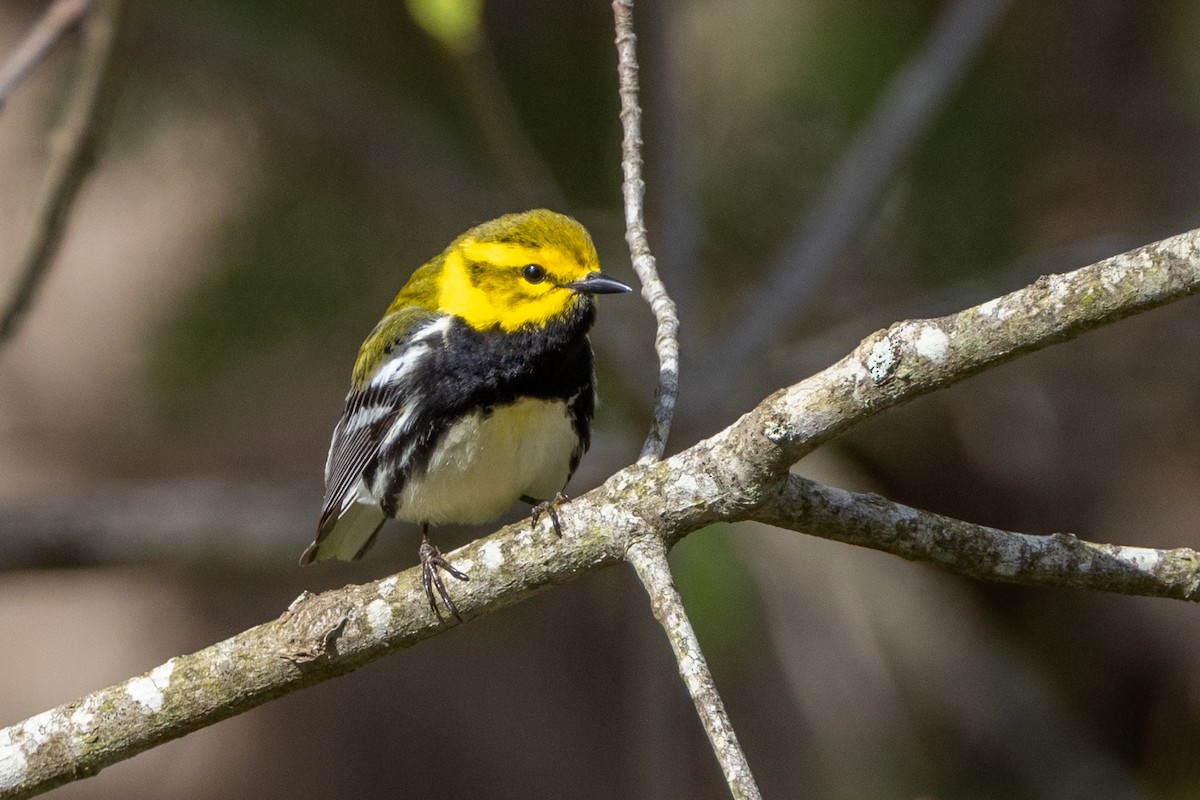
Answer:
xmin=300 ymin=209 xmax=631 ymax=619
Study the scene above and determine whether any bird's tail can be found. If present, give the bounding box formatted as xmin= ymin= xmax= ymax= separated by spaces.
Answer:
xmin=300 ymin=502 xmax=387 ymax=563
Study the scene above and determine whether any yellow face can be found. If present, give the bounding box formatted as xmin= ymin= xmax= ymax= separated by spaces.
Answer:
xmin=437 ymin=235 xmax=601 ymax=332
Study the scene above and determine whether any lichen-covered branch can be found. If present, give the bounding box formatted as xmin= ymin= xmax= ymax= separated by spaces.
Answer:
xmin=0 ymin=520 xmax=627 ymax=799
xmin=3 ymin=229 xmax=1200 ymax=798
xmin=755 ymin=475 xmax=1200 ymax=601
xmin=708 ymin=227 xmax=1200 ymax=490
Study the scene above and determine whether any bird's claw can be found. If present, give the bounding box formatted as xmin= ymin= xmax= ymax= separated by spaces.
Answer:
xmin=528 ymin=492 xmax=569 ymax=537
xmin=419 ymin=535 xmax=469 ymax=622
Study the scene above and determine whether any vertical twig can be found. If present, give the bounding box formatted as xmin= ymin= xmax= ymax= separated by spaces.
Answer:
xmin=626 ymin=537 xmax=762 ymax=800
xmin=613 ymin=3 xmax=760 ymax=798
xmin=0 ymin=0 xmax=126 ymax=348
xmin=0 ymin=0 xmax=93 ymax=111
xmin=613 ymin=0 xmax=679 ymax=465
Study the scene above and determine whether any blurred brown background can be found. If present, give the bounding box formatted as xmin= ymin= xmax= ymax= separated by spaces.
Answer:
xmin=2 ymin=0 xmax=1200 ymax=798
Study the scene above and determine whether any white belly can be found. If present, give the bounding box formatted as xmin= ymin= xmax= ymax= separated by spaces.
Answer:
xmin=393 ymin=397 xmax=578 ymax=524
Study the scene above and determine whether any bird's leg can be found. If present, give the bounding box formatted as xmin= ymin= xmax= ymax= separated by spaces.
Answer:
xmin=523 ymin=492 xmax=568 ymax=537
xmin=418 ymin=524 xmax=469 ymax=622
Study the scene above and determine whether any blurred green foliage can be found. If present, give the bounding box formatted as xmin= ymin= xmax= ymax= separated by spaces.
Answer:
xmin=151 ymin=154 xmax=408 ymax=415
xmin=807 ymin=1 xmax=938 ymax=125
xmin=485 ymin=0 xmax=619 ymax=207
xmin=407 ymin=0 xmax=483 ymax=54
xmin=670 ymin=524 xmax=765 ymax=668
xmin=908 ymin=41 xmax=1034 ymax=281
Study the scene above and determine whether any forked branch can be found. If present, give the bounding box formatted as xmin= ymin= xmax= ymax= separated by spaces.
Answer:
xmin=2 ymin=227 xmax=1200 ymax=798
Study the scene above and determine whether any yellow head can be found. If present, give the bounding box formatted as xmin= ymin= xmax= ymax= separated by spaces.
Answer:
xmin=429 ymin=209 xmax=629 ymax=332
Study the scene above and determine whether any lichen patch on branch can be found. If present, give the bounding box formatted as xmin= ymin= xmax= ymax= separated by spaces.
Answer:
xmin=913 ymin=324 xmax=950 ymax=362
xmin=865 ymin=336 xmax=900 ymax=383
xmin=0 ymin=725 xmax=29 ymax=789
xmin=124 ymin=660 xmax=175 ymax=713
xmin=479 ymin=539 xmax=506 ymax=570
xmin=364 ymin=599 xmax=393 ymax=633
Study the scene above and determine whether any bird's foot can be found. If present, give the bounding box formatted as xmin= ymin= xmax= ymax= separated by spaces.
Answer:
xmin=526 ymin=492 xmax=568 ymax=537
xmin=419 ymin=534 xmax=470 ymax=622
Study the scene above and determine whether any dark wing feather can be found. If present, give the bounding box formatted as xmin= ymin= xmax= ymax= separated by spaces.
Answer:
xmin=317 ymin=386 xmax=402 ymax=529
xmin=302 ymin=311 xmax=444 ymax=563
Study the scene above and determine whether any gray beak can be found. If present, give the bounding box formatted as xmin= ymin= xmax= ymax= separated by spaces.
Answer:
xmin=564 ymin=272 xmax=633 ymax=295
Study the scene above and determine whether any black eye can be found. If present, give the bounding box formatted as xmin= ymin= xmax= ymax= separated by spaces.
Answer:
xmin=522 ymin=264 xmax=547 ymax=284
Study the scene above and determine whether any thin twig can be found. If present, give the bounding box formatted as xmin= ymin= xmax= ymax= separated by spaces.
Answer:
xmin=0 ymin=0 xmax=92 ymax=111
xmin=710 ymin=0 xmax=1012 ymax=386
xmin=613 ymin=0 xmax=680 ymax=464
xmin=612 ymin=1 xmax=751 ymax=795
xmin=626 ymin=538 xmax=762 ymax=800
xmin=0 ymin=0 xmax=125 ymax=348
xmin=612 ymin=3 xmax=750 ymax=796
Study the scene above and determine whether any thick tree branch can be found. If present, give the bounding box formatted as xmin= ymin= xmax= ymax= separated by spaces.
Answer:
xmin=4 ymin=229 xmax=1200 ymax=797
xmin=0 ymin=519 xmax=627 ymax=800
xmin=756 ymin=474 xmax=1200 ymax=601
xmin=0 ymin=0 xmax=125 ymax=348
xmin=706 ymin=227 xmax=1200 ymax=491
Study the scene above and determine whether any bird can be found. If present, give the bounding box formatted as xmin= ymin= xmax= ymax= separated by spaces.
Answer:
xmin=300 ymin=209 xmax=631 ymax=620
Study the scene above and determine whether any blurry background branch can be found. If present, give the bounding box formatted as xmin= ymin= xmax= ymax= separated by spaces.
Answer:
xmin=4 ymin=222 xmax=1200 ymax=799
xmin=708 ymin=0 xmax=1012 ymax=388
xmin=0 ymin=0 xmax=91 ymax=111
xmin=0 ymin=480 xmax=309 ymax=569
xmin=0 ymin=0 xmax=126 ymax=347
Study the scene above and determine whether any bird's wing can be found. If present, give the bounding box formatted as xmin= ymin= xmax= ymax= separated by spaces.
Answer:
xmin=302 ymin=311 xmax=448 ymax=563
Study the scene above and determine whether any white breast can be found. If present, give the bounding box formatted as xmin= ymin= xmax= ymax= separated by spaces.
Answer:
xmin=393 ymin=397 xmax=579 ymax=524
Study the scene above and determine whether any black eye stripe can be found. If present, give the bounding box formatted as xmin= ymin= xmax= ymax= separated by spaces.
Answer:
xmin=522 ymin=264 xmax=547 ymax=284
